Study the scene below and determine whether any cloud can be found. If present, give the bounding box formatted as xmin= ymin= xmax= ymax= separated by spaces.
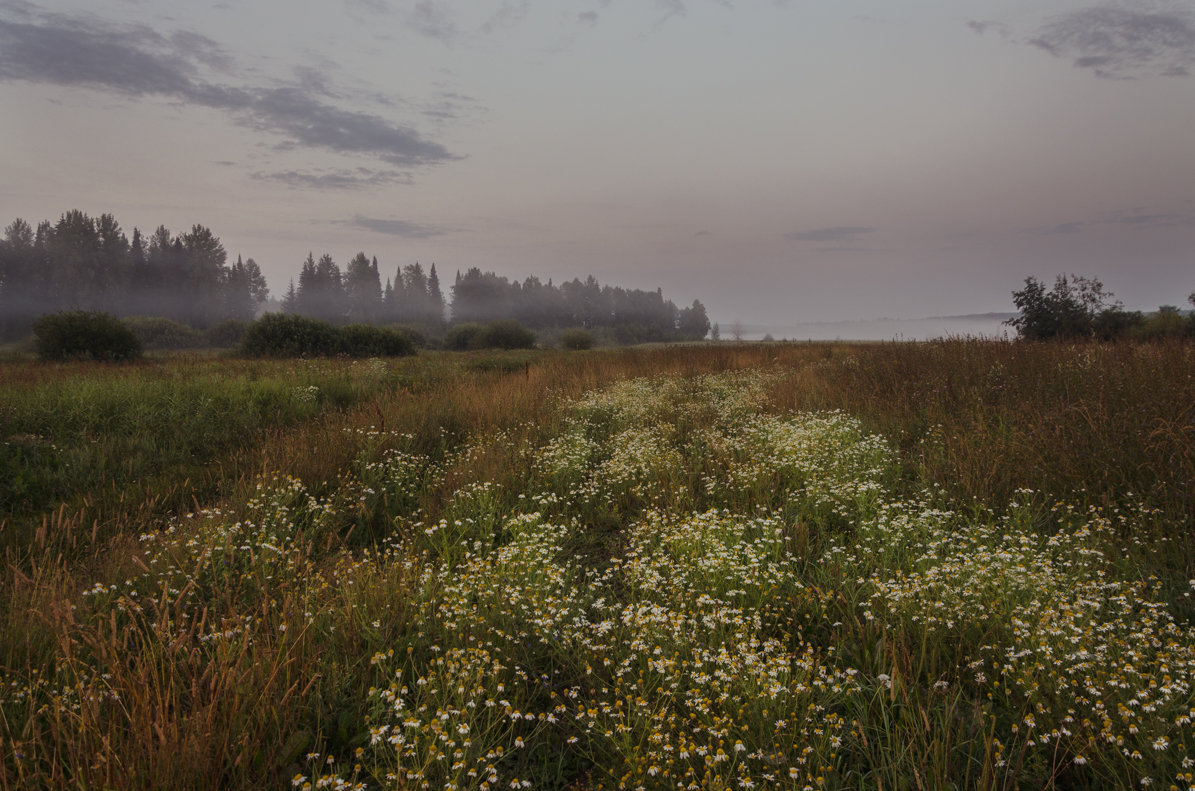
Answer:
xmin=578 ymin=11 xmax=599 ymax=26
xmin=966 ymin=19 xmax=1011 ymax=40
xmin=813 ymin=246 xmax=877 ymax=254
xmin=482 ymin=1 xmax=529 ymax=35
xmin=407 ymin=1 xmax=456 ymax=42
xmin=1031 ymin=4 xmax=1195 ymax=79
xmin=786 ymin=226 xmax=876 ymax=243
xmin=654 ymin=0 xmax=688 ymax=25
xmin=1023 ymin=220 xmax=1089 ymax=235
xmin=0 ymin=11 xmax=457 ymax=167
xmin=1027 ymin=209 xmax=1195 ymax=235
xmin=349 ymin=215 xmax=456 ymax=238
xmin=1107 ymin=210 xmax=1195 ymax=228
xmin=1046 ymin=221 xmax=1087 ymax=234
xmin=252 ymin=168 xmax=413 ymax=190
xmin=420 ymin=90 xmax=483 ymax=124
xmin=346 ymin=0 xmax=391 ymax=13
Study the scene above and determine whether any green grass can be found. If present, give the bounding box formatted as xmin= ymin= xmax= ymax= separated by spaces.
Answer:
xmin=0 ymin=341 xmax=1192 ymax=789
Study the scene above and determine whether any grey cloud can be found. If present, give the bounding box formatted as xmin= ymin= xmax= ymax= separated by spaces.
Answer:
xmin=1044 ymin=221 xmax=1087 ymax=234
xmin=408 ymin=1 xmax=456 ymax=42
xmin=815 ymin=246 xmax=879 ymax=254
xmin=967 ymin=19 xmax=1010 ymax=39
xmin=482 ymin=2 xmax=529 ymax=35
xmin=346 ymin=0 xmax=391 ymax=13
xmin=169 ymin=30 xmax=233 ymax=72
xmin=655 ymin=0 xmax=687 ymax=24
xmin=0 ymin=12 xmax=456 ymax=167
xmin=253 ymin=168 xmax=413 ymax=190
xmin=421 ymin=90 xmax=482 ymax=124
xmin=1031 ymin=4 xmax=1195 ymax=79
xmin=1028 ymin=210 xmax=1195 ymax=235
xmin=786 ymin=226 xmax=876 ymax=242
xmin=349 ymin=216 xmax=455 ymax=238
xmin=246 ymin=87 xmax=453 ymax=165
xmin=1108 ymin=211 xmax=1195 ymax=228
xmin=0 ymin=16 xmax=196 ymax=95
xmin=291 ymin=64 xmax=339 ymax=98
xmin=578 ymin=11 xmax=599 ymax=26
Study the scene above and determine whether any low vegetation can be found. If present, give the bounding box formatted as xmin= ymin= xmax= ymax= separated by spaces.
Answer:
xmin=444 ymin=319 xmax=538 ymax=351
xmin=1 ymin=340 xmax=1192 ymax=789
xmin=239 ymin=314 xmax=416 ymax=359
xmin=32 ymin=310 xmax=142 ymax=362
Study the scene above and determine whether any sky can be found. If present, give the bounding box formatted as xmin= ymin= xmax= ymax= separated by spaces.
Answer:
xmin=1 ymin=0 xmax=1193 ymax=327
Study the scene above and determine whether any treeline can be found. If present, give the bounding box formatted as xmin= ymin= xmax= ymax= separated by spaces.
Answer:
xmin=0 ymin=211 xmax=267 ymax=338
xmin=449 ymin=270 xmax=710 ymax=343
xmin=1008 ymin=275 xmax=1195 ymax=341
xmin=280 ymin=254 xmax=445 ymax=327
xmin=280 ymin=257 xmax=709 ymax=343
xmin=2 ymin=210 xmax=711 ymax=345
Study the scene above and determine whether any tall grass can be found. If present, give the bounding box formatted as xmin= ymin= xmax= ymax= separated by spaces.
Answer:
xmin=0 ymin=340 xmax=1192 ymax=789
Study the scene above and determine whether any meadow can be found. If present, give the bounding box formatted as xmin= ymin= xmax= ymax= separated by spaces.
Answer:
xmin=1 ymin=340 xmax=1192 ymax=790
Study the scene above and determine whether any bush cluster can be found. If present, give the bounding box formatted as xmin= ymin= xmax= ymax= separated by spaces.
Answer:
xmin=122 ymin=316 xmax=205 ymax=350
xmin=239 ymin=314 xmax=415 ymax=358
xmin=203 ymin=319 xmax=252 ymax=348
xmin=560 ymin=327 xmax=594 ymax=350
xmin=117 ymin=316 xmax=253 ymax=350
xmin=444 ymin=319 xmax=537 ymax=351
xmin=33 ymin=310 xmax=142 ymax=362
xmin=1009 ymin=276 xmax=1195 ymax=341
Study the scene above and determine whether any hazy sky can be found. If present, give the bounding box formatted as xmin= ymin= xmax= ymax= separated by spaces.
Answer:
xmin=2 ymin=0 xmax=1193 ymax=324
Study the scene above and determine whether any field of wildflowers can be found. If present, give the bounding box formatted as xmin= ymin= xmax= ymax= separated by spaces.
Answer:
xmin=1 ymin=342 xmax=1192 ymax=789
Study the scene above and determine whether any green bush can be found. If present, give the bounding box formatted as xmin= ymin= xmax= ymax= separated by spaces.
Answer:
xmin=480 ymin=319 xmax=536 ymax=350
xmin=384 ymin=323 xmax=435 ymax=349
xmin=444 ymin=322 xmax=487 ymax=351
xmin=122 ymin=316 xmax=205 ymax=350
xmin=204 ymin=319 xmax=251 ymax=348
xmin=339 ymin=324 xmax=415 ymax=357
xmin=33 ymin=310 xmax=142 ymax=362
xmin=560 ymin=328 xmax=594 ymax=350
xmin=239 ymin=314 xmax=343 ymax=358
xmin=240 ymin=314 xmax=416 ymax=358
xmin=445 ymin=320 xmax=537 ymax=351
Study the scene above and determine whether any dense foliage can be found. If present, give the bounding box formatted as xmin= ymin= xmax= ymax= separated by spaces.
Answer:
xmin=32 ymin=310 xmax=142 ymax=362
xmin=239 ymin=313 xmax=415 ymax=358
xmin=443 ymin=319 xmax=537 ymax=350
xmin=0 ymin=212 xmax=267 ymax=338
xmin=1008 ymin=274 xmax=1195 ymax=340
xmin=560 ymin=327 xmax=594 ymax=349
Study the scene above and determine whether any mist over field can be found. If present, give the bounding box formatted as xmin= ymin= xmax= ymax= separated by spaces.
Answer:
xmin=736 ymin=313 xmax=1016 ymax=342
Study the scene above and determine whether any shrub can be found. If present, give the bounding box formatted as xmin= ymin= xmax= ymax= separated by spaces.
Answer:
xmin=481 ymin=319 xmax=536 ymax=350
xmin=239 ymin=314 xmax=342 ymax=358
xmin=385 ymin=324 xmax=436 ymax=350
xmin=339 ymin=324 xmax=415 ymax=358
xmin=204 ymin=319 xmax=251 ymax=348
xmin=560 ymin=328 xmax=594 ymax=350
xmin=444 ymin=322 xmax=487 ymax=351
xmin=33 ymin=310 xmax=142 ymax=362
xmin=240 ymin=315 xmax=417 ymax=358
xmin=122 ymin=316 xmax=204 ymax=350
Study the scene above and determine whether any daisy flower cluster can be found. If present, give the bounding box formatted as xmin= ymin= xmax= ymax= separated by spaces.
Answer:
xmin=8 ymin=367 xmax=1193 ymax=790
